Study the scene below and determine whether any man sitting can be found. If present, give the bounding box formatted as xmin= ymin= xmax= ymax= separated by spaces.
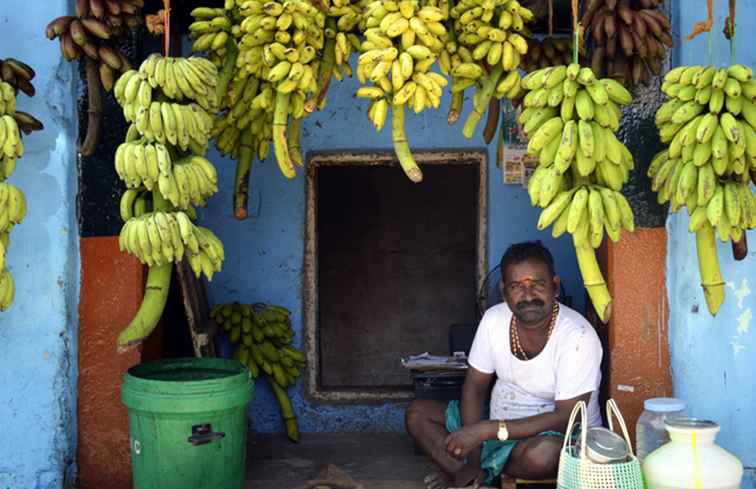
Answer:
xmin=406 ymin=241 xmax=603 ymax=488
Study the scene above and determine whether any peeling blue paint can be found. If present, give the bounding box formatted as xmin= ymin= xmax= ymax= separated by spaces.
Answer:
xmin=0 ymin=2 xmax=80 ymax=488
xmin=669 ymin=0 xmax=756 ymax=486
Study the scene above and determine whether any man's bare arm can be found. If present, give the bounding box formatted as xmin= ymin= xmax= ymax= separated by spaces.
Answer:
xmin=445 ymin=393 xmax=591 ymax=459
xmin=459 ymin=367 xmax=493 ymax=466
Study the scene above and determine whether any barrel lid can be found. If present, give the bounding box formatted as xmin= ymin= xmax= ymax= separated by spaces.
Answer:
xmin=664 ymin=417 xmax=720 ymax=433
xmin=643 ymin=397 xmax=687 ymax=413
xmin=586 ymin=427 xmax=629 ymax=461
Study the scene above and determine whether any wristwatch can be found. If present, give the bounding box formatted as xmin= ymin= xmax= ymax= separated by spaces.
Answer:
xmin=497 ymin=420 xmax=509 ymax=441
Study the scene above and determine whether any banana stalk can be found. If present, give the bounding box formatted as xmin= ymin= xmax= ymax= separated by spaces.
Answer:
xmin=216 ymin=38 xmax=239 ymax=105
xmin=445 ymin=0 xmax=463 ymax=125
xmin=234 ymin=128 xmax=255 ymax=220
xmin=482 ymin=97 xmax=500 ymax=144
xmin=305 ymin=18 xmax=336 ymax=113
xmin=80 ymin=58 xmax=102 ymax=156
xmin=117 ymin=191 xmax=172 ymax=351
xmin=270 ymin=380 xmax=300 ymax=442
xmin=463 ymin=64 xmax=504 ymax=139
xmin=288 ymin=117 xmax=303 ymax=167
xmin=391 ymin=103 xmax=422 ymax=183
xmin=273 ymin=91 xmax=296 ymax=179
xmin=696 ymin=223 xmax=725 ymax=315
xmin=573 ymin=238 xmax=613 ymax=323
xmin=448 ymin=89 xmax=463 ymax=125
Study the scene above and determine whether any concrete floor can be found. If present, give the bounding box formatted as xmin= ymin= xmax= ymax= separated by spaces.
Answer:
xmin=245 ymin=432 xmax=434 ymax=489
xmin=245 ymin=433 xmax=556 ymax=489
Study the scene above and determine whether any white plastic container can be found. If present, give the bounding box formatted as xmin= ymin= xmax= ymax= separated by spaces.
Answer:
xmin=636 ymin=397 xmax=687 ymax=462
xmin=643 ymin=418 xmax=743 ymax=489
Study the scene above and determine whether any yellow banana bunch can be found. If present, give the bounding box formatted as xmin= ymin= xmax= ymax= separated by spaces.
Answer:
xmin=0 ymin=77 xmax=33 ymax=312
xmin=118 ymin=211 xmax=223 ymax=279
xmin=235 ymin=0 xmax=326 ymax=180
xmin=652 ymin=63 xmax=756 ymax=315
xmin=327 ymin=0 xmax=364 ymax=78
xmin=189 ymin=6 xmax=236 ymax=65
xmin=212 ymin=301 xmax=306 ymax=442
xmin=355 ymin=0 xmax=450 ymax=183
xmin=521 ymin=63 xmax=637 ymax=324
xmin=113 ymin=55 xmax=226 ymax=349
xmin=449 ymin=0 xmax=533 ymax=138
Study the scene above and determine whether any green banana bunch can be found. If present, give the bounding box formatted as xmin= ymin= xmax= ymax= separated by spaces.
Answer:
xmin=449 ymin=0 xmax=533 ymax=138
xmin=212 ymin=301 xmax=306 ymax=442
xmin=520 ymin=63 xmax=637 ymax=324
xmin=113 ymin=54 xmax=226 ymax=350
xmin=355 ymin=0 xmax=450 ymax=183
xmin=652 ymin=63 xmax=756 ymax=315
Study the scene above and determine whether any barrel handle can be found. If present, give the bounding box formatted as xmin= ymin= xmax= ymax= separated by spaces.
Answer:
xmin=188 ymin=423 xmax=226 ymax=446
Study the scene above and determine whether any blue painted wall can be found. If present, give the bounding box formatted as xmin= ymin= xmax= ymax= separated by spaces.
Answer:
xmin=200 ymin=63 xmax=584 ymax=432
xmin=669 ymin=0 xmax=756 ymax=486
xmin=0 ymin=2 xmax=80 ymax=488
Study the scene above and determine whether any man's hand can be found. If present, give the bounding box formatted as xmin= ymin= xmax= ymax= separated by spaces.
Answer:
xmin=444 ymin=423 xmax=484 ymax=460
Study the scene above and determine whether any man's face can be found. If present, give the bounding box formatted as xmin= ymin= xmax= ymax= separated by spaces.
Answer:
xmin=501 ymin=259 xmax=559 ymax=326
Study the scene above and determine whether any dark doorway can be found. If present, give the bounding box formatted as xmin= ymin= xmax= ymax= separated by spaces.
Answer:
xmin=316 ymin=162 xmax=480 ymax=391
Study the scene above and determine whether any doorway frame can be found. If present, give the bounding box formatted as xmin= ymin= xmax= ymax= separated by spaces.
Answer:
xmin=303 ymin=150 xmax=488 ymax=403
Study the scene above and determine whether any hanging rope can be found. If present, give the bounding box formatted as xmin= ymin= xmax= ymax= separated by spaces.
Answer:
xmin=163 ymin=0 xmax=171 ymax=56
xmin=724 ymin=0 xmax=736 ymax=62
xmin=571 ymin=0 xmax=580 ymax=64
xmin=548 ymin=0 xmax=554 ymax=36
xmin=687 ymin=0 xmax=714 ymax=40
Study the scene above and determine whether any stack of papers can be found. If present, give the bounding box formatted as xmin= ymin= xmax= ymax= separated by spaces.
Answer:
xmin=401 ymin=352 xmax=468 ymax=371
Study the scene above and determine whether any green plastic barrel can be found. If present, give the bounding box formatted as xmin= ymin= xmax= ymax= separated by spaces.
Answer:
xmin=121 ymin=358 xmax=253 ymax=489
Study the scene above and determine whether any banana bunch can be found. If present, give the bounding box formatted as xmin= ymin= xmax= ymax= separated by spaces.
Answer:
xmin=521 ymin=37 xmax=574 ymax=73
xmin=190 ymin=7 xmax=237 ymax=65
xmin=212 ymin=301 xmax=306 ymax=442
xmin=119 ymin=211 xmax=224 ymax=280
xmin=114 ymin=69 xmax=216 ymax=155
xmin=582 ymin=0 xmax=672 ymax=87
xmin=354 ymin=0 xmax=450 ymax=182
xmin=301 ymin=0 xmax=364 ymax=115
xmin=0 ymin=77 xmax=32 ymax=312
xmin=115 ymin=142 xmax=218 ymax=208
xmin=650 ymin=64 xmax=756 ymax=315
xmin=235 ymin=0 xmax=326 ymax=179
xmin=327 ymin=0 xmax=364 ymax=79
xmin=520 ymin=63 xmax=637 ymax=323
xmin=0 ymin=59 xmax=44 ymax=137
xmin=448 ymin=0 xmax=533 ymax=138
xmin=0 ymin=267 xmax=15 ymax=313
xmin=45 ymin=0 xmax=143 ymax=91
xmin=113 ymin=55 xmax=227 ymax=349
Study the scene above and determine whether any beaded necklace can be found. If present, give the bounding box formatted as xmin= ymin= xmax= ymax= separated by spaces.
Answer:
xmin=510 ymin=302 xmax=559 ymax=361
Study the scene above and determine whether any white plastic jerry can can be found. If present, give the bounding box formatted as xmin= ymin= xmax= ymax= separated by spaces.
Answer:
xmin=643 ymin=418 xmax=743 ymax=489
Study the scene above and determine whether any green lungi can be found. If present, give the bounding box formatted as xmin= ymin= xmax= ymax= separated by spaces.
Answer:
xmin=444 ymin=400 xmax=563 ymax=485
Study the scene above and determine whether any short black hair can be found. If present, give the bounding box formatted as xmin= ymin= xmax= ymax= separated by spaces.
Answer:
xmin=499 ymin=241 xmax=556 ymax=279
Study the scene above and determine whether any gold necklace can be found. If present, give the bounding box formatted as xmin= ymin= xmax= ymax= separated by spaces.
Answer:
xmin=510 ymin=302 xmax=559 ymax=361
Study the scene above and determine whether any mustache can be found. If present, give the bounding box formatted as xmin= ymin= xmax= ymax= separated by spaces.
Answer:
xmin=516 ymin=299 xmax=545 ymax=310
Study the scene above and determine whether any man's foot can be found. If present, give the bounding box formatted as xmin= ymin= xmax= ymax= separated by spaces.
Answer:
xmin=452 ymin=465 xmax=485 ymax=488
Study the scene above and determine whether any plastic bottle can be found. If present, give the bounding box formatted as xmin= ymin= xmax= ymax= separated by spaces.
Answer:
xmin=635 ymin=397 xmax=687 ymax=462
xmin=643 ymin=418 xmax=743 ymax=489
